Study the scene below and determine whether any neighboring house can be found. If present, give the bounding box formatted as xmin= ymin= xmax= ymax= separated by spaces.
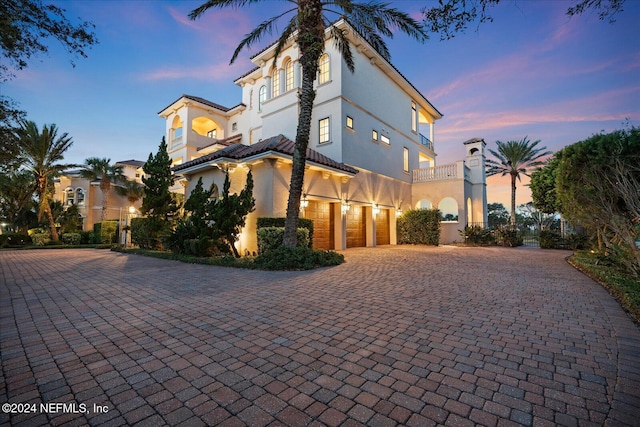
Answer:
xmin=159 ymin=19 xmax=487 ymax=253
xmin=54 ymin=160 xmax=145 ymax=231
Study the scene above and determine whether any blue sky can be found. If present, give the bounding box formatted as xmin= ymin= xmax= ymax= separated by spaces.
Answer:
xmin=4 ymin=0 xmax=639 ymax=208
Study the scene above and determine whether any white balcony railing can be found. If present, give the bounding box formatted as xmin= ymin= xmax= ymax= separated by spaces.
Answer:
xmin=413 ymin=161 xmax=469 ymax=183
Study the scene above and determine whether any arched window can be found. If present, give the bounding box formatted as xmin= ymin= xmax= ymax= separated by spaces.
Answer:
xmin=272 ymin=68 xmax=280 ymax=97
xmin=285 ymin=60 xmax=294 ymax=91
xmin=439 ymin=197 xmax=459 ymax=222
xmin=171 ymin=115 xmax=183 ymax=148
xmin=415 ymin=199 xmax=432 ymax=210
xmin=65 ymin=187 xmax=75 ymax=206
xmin=76 ymin=188 xmax=86 ymax=207
xmin=249 ymin=89 xmax=254 ymax=109
xmin=259 ymin=85 xmax=267 ymax=111
xmin=318 ymin=54 xmax=330 ymax=84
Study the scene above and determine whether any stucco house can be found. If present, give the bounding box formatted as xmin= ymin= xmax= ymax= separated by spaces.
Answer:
xmin=54 ymin=160 xmax=145 ymax=231
xmin=159 ymin=19 xmax=487 ymax=254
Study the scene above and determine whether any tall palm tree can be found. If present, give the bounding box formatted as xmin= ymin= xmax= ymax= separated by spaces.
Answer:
xmin=115 ymin=179 xmax=144 ymax=207
xmin=189 ymin=0 xmax=427 ymax=247
xmin=81 ymin=157 xmax=125 ymax=221
xmin=16 ymin=121 xmax=76 ymax=241
xmin=486 ymin=137 xmax=552 ymax=228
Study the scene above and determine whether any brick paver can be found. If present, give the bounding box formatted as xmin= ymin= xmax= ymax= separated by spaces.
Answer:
xmin=1 ymin=246 xmax=638 ymax=426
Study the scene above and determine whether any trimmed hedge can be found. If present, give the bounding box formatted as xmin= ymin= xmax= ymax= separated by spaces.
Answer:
xmin=31 ymin=233 xmax=51 ymax=246
xmin=397 ymin=209 xmax=441 ymax=245
xmin=94 ymin=221 xmax=118 ymax=244
xmin=0 ymin=233 xmax=32 ymax=248
xmin=253 ymin=246 xmax=344 ymax=270
xmin=61 ymin=233 xmax=82 ymax=245
xmin=257 ymin=227 xmax=310 ymax=254
xmin=131 ymin=217 xmax=169 ymax=250
xmin=257 ymin=217 xmax=314 ymax=248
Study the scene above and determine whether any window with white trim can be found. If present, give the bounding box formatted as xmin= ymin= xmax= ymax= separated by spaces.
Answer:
xmin=319 ymin=117 xmax=330 ymax=144
xmin=411 ymin=101 xmax=417 ymax=132
xmin=403 ymin=147 xmax=409 ymax=173
xmin=259 ymin=85 xmax=266 ymax=111
xmin=346 ymin=116 xmax=353 ymax=129
xmin=272 ymin=68 xmax=280 ymax=97
xmin=65 ymin=188 xmax=75 ymax=206
xmin=372 ymin=130 xmax=378 ymax=141
xmin=318 ymin=54 xmax=330 ymax=84
xmin=380 ymin=134 xmax=390 ymax=145
xmin=285 ymin=60 xmax=294 ymax=91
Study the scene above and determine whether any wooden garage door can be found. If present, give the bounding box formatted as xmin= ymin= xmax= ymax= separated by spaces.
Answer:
xmin=303 ymin=201 xmax=334 ymax=250
xmin=346 ymin=205 xmax=366 ymax=248
xmin=375 ymin=208 xmax=390 ymax=245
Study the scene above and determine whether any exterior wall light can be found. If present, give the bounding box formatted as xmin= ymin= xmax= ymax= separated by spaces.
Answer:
xmin=341 ymin=200 xmax=351 ymax=214
xmin=300 ymin=193 xmax=309 ymax=209
xmin=396 ymin=208 xmax=403 ymax=216
xmin=372 ymin=204 xmax=380 ymax=216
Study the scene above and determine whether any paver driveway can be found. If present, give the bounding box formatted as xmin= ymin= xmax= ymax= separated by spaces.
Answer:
xmin=1 ymin=246 xmax=639 ymax=427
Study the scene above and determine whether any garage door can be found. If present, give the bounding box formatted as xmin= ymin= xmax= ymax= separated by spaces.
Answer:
xmin=303 ymin=201 xmax=334 ymax=250
xmin=346 ymin=205 xmax=366 ymax=248
xmin=375 ymin=208 xmax=390 ymax=245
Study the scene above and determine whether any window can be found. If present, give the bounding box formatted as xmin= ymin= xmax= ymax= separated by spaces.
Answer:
xmin=76 ymin=188 xmax=85 ymax=207
xmin=232 ymin=122 xmax=238 ymax=132
xmin=207 ymin=129 xmax=217 ymax=138
xmin=272 ymin=68 xmax=280 ymax=97
xmin=411 ymin=101 xmax=417 ymax=132
xmin=259 ymin=85 xmax=266 ymax=111
xmin=372 ymin=130 xmax=378 ymax=141
xmin=65 ymin=188 xmax=75 ymax=206
xmin=249 ymin=89 xmax=253 ymax=109
xmin=346 ymin=116 xmax=353 ymax=129
xmin=285 ymin=60 xmax=294 ymax=91
xmin=318 ymin=54 xmax=330 ymax=84
xmin=380 ymin=134 xmax=390 ymax=144
xmin=403 ymin=147 xmax=409 ymax=173
xmin=319 ymin=117 xmax=330 ymax=144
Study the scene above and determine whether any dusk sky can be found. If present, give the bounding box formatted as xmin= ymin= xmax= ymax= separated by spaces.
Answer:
xmin=4 ymin=0 xmax=639 ymax=209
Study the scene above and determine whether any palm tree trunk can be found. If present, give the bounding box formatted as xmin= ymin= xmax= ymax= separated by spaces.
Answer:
xmin=44 ymin=200 xmax=59 ymax=241
xmin=283 ymin=0 xmax=323 ymax=248
xmin=101 ymin=183 xmax=110 ymax=221
xmin=510 ymin=173 xmax=517 ymax=229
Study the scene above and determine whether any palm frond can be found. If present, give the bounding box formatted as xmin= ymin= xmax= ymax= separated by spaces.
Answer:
xmin=230 ymin=9 xmax=295 ymax=64
xmin=189 ymin=0 xmax=263 ymax=20
xmin=328 ymin=24 xmax=354 ymax=71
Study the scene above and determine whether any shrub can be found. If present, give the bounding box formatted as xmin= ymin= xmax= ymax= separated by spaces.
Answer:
xmin=494 ymin=228 xmax=523 ymax=247
xmin=94 ymin=221 xmax=118 ymax=244
xmin=257 ymin=227 xmax=309 ymax=254
xmin=80 ymin=231 xmax=95 ymax=244
xmin=0 ymin=233 xmax=32 ymax=248
xmin=253 ymin=246 xmax=344 ymax=270
xmin=539 ymin=230 xmax=564 ymax=249
xmin=131 ymin=217 xmax=169 ymax=250
xmin=397 ymin=209 xmax=441 ymax=245
xmin=31 ymin=233 xmax=51 ymax=246
xmin=565 ymin=233 xmax=589 ymax=250
xmin=61 ymin=233 xmax=81 ymax=245
xmin=459 ymin=225 xmax=495 ymax=245
xmin=257 ymin=217 xmax=314 ymax=248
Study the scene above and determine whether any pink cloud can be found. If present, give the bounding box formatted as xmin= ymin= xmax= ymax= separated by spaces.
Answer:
xmin=139 ymin=60 xmax=250 ymax=82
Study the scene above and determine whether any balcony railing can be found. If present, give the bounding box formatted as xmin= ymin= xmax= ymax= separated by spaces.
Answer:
xmin=413 ymin=161 xmax=470 ymax=182
xmin=419 ymin=133 xmax=432 ymax=150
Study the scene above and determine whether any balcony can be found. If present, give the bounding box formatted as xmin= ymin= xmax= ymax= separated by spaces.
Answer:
xmin=413 ymin=161 xmax=470 ymax=183
xmin=419 ymin=133 xmax=432 ymax=151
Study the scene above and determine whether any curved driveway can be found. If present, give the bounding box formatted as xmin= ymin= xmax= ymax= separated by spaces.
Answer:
xmin=1 ymin=246 xmax=638 ymax=426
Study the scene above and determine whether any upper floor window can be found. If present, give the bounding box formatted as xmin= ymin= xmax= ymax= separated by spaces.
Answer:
xmin=403 ymin=147 xmax=409 ymax=173
xmin=319 ymin=117 xmax=330 ymax=144
xmin=411 ymin=101 xmax=417 ymax=132
xmin=318 ymin=54 xmax=330 ymax=84
xmin=249 ymin=89 xmax=254 ymax=109
xmin=285 ymin=60 xmax=294 ymax=91
xmin=232 ymin=122 xmax=238 ymax=132
xmin=346 ymin=116 xmax=353 ymax=129
xmin=372 ymin=130 xmax=378 ymax=141
xmin=207 ymin=129 xmax=217 ymax=138
xmin=76 ymin=188 xmax=85 ymax=206
xmin=259 ymin=85 xmax=266 ymax=111
xmin=381 ymin=134 xmax=390 ymax=145
xmin=272 ymin=68 xmax=280 ymax=97
xmin=65 ymin=188 xmax=75 ymax=206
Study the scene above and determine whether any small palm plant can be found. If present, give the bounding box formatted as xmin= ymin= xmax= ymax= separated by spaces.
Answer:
xmin=81 ymin=157 xmax=125 ymax=221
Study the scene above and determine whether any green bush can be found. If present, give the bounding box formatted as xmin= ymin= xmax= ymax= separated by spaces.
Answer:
xmin=257 ymin=227 xmax=309 ymax=254
xmin=565 ymin=233 xmax=588 ymax=250
xmin=131 ymin=217 xmax=169 ymax=250
xmin=61 ymin=233 xmax=81 ymax=245
xmin=31 ymin=233 xmax=51 ymax=246
xmin=94 ymin=221 xmax=118 ymax=244
xmin=539 ymin=230 xmax=564 ymax=249
xmin=397 ymin=209 xmax=441 ymax=245
xmin=80 ymin=231 xmax=95 ymax=244
xmin=257 ymin=217 xmax=314 ymax=248
xmin=494 ymin=228 xmax=523 ymax=247
xmin=459 ymin=225 xmax=495 ymax=245
xmin=0 ymin=233 xmax=32 ymax=248
xmin=253 ymin=246 xmax=344 ymax=270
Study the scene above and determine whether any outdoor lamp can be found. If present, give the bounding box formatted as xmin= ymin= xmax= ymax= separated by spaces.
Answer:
xmin=372 ymin=204 xmax=380 ymax=216
xmin=300 ymin=193 xmax=309 ymax=209
xmin=341 ymin=200 xmax=351 ymax=214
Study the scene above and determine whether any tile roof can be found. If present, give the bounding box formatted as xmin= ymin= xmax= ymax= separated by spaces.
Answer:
xmin=173 ymin=135 xmax=358 ymax=175
xmin=116 ymin=159 xmax=145 ymax=167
